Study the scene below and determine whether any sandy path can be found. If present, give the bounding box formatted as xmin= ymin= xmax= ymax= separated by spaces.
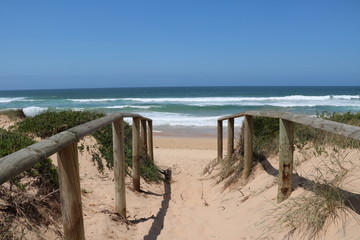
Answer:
xmin=143 ymin=137 xmax=237 ymax=240
xmin=155 ymin=149 xmax=217 ymax=239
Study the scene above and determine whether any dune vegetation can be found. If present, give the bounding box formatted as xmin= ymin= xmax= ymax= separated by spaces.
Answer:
xmin=0 ymin=110 xmax=161 ymax=239
xmin=207 ymin=111 xmax=360 ymax=239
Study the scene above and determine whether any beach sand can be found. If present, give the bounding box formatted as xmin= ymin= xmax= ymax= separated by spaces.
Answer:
xmin=41 ymin=132 xmax=360 ymax=240
xmin=1 ymin=115 xmax=360 ymax=239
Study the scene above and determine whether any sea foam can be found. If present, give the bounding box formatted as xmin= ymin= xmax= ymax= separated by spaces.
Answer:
xmin=67 ymin=98 xmax=120 ymax=102
xmin=0 ymin=97 xmax=26 ymax=103
xmin=23 ymin=107 xmax=47 ymax=117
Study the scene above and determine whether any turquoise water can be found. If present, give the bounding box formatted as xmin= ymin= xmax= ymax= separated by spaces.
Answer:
xmin=1 ymin=86 xmax=360 ymax=127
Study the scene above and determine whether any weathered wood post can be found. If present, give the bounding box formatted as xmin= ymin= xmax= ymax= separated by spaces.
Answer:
xmin=227 ymin=118 xmax=235 ymax=160
xmin=277 ymin=118 xmax=294 ymax=203
xmin=140 ymin=119 xmax=148 ymax=158
xmin=112 ymin=118 xmax=126 ymax=217
xmin=217 ymin=120 xmax=223 ymax=162
xmin=132 ymin=117 xmax=141 ymax=191
xmin=147 ymin=120 xmax=154 ymax=162
xmin=243 ymin=115 xmax=253 ymax=179
xmin=57 ymin=142 xmax=85 ymax=240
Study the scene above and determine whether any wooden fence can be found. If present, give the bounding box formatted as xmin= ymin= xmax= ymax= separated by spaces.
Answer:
xmin=0 ymin=113 xmax=154 ymax=240
xmin=217 ymin=111 xmax=360 ymax=203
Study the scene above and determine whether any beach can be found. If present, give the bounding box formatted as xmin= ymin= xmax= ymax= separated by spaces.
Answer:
xmin=2 ymin=0 xmax=360 ymax=237
xmin=1 ymin=104 xmax=360 ymax=239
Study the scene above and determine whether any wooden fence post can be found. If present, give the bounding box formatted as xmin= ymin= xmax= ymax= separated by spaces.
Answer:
xmin=112 ymin=118 xmax=126 ymax=217
xmin=243 ymin=115 xmax=253 ymax=179
xmin=141 ymin=119 xmax=148 ymax=158
xmin=277 ymin=118 xmax=294 ymax=203
xmin=57 ymin=142 xmax=85 ymax=240
xmin=217 ymin=120 xmax=223 ymax=162
xmin=227 ymin=118 xmax=235 ymax=160
xmin=147 ymin=120 xmax=154 ymax=162
xmin=132 ymin=117 xmax=141 ymax=191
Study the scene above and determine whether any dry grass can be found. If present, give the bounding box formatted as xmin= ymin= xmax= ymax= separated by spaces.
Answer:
xmin=273 ymin=150 xmax=360 ymax=239
xmin=203 ymin=126 xmax=246 ymax=190
xmin=0 ymin=185 xmax=62 ymax=240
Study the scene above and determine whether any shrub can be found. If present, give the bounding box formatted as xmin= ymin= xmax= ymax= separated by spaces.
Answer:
xmin=0 ymin=129 xmax=58 ymax=191
xmin=295 ymin=112 xmax=360 ymax=151
xmin=253 ymin=116 xmax=280 ymax=158
xmin=13 ymin=110 xmax=161 ymax=182
xmin=14 ymin=110 xmax=105 ymax=138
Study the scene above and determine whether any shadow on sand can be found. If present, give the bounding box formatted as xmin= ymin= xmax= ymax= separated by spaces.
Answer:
xmin=142 ymin=170 xmax=172 ymax=240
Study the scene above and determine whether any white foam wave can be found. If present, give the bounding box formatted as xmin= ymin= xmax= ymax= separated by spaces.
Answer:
xmin=68 ymin=98 xmax=120 ymax=102
xmin=104 ymin=105 xmax=156 ymax=109
xmin=125 ymin=112 xmax=220 ymax=127
xmin=0 ymin=97 xmax=26 ymax=103
xmin=23 ymin=107 xmax=47 ymax=117
xmin=123 ymin=95 xmax=338 ymax=103
xmin=331 ymin=95 xmax=360 ymax=100
xmin=191 ymin=102 xmax=360 ymax=107
xmin=123 ymin=95 xmax=360 ymax=106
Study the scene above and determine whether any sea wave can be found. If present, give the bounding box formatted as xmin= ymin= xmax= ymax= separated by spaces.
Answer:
xmin=331 ymin=95 xmax=360 ymax=100
xmin=190 ymin=102 xmax=360 ymax=107
xmin=104 ymin=105 xmax=158 ymax=109
xmin=125 ymin=112 xmax=223 ymax=127
xmin=67 ymin=98 xmax=121 ymax=102
xmin=123 ymin=95 xmax=360 ymax=103
xmin=23 ymin=106 xmax=47 ymax=117
xmin=0 ymin=97 xmax=26 ymax=103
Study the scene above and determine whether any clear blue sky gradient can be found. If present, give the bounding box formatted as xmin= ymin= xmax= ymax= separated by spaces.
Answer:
xmin=0 ymin=0 xmax=359 ymax=90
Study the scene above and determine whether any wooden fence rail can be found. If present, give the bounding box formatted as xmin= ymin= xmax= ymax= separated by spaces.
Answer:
xmin=218 ymin=111 xmax=360 ymax=203
xmin=0 ymin=113 xmax=154 ymax=240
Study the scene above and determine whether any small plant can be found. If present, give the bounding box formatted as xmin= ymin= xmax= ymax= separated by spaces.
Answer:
xmin=140 ymin=155 xmax=162 ymax=183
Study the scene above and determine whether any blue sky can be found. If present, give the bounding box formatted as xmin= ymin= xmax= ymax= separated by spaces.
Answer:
xmin=0 ymin=1 xmax=359 ymax=90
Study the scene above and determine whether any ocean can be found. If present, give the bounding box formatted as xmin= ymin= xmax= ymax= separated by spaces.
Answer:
xmin=1 ymin=86 xmax=360 ymax=128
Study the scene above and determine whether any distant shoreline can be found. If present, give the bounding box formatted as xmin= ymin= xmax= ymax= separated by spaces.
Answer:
xmin=153 ymin=126 xmax=218 ymax=138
